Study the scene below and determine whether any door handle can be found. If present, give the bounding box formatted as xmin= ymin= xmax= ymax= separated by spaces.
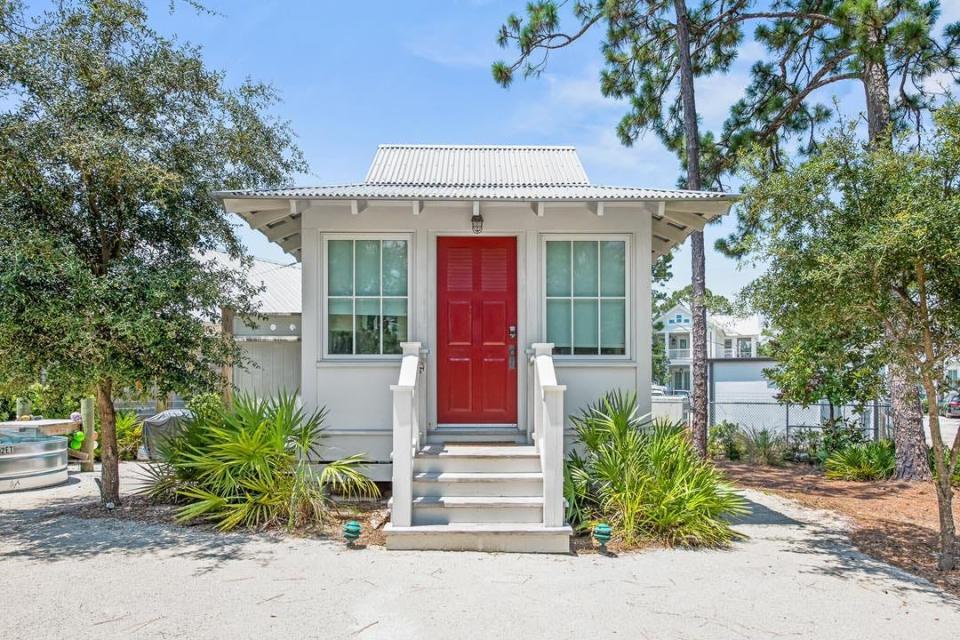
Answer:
xmin=508 ymin=345 xmax=517 ymax=370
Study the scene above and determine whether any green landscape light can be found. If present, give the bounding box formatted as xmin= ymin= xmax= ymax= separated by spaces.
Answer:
xmin=343 ymin=520 xmax=362 ymax=546
xmin=593 ymin=523 xmax=613 ymax=555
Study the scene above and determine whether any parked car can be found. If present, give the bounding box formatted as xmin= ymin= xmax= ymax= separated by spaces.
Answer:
xmin=940 ymin=393 xmax=960 ymax=418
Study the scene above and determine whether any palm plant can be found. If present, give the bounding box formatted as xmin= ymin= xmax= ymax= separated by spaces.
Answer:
xmin=566 ymin=391 xmax=748 ymax=547
xmin=825 ymin=440 xmax=896 ymax=481
xmin=141 ymin=392 xmax=378 ymax=531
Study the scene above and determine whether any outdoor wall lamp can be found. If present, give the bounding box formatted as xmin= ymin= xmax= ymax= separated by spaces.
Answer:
xmin=471 ymin=212 xmax=484 ymax=234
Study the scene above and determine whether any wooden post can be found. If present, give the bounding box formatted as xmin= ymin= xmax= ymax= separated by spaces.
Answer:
xmin=80 ymin=397 xmax=95 ymax=472
xmin=15 ymin=397 xmax=30 ymax=418
xmin=155 ymin=391 xmax=169 ymax=414
xmin=221 ymin=306 xmax=235 ymax=408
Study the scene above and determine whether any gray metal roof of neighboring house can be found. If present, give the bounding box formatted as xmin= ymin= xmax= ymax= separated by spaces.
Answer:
xmin=207 ymin=252 xmax=301 ymax=314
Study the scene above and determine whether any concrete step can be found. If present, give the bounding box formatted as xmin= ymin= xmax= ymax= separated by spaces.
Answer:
xmin=384 ymin=523 xmax=573 ymax=553
xmin=412 ymin=471 xmax=543 ymax=497
xmin=414 ymin=444 xmax=540 ymax=473
xmin=411 ymin=496 xmax=544 ymax=525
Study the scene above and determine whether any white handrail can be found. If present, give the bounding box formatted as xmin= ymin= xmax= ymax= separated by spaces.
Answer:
xmin=530 ymin=343 xmax=566 ymax=528
xmin=390 ymin=341 xmax=422 ymax=528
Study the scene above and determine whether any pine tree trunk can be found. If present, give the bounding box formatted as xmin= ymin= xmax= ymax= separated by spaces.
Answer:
xmin=861 ymin=17 xmax=930 ymax=480
xmin=96 ymin=378 xmax=121 ymax=507
xmin=673 ymin=0 xmax=708 ymax=456
xmin=888 ymin=360 xmax=931 ymax=481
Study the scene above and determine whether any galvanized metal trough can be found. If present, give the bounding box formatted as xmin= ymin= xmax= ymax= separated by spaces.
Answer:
xmin=0 ymin=431 xmax=69 ymax=492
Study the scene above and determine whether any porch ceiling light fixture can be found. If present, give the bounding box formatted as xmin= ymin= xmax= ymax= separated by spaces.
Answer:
xmin=471 ymin=201 xmax=483 ymax=234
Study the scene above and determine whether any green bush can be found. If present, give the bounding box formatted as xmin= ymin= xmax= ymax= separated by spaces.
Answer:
xmin=928 ymin=450 xmax=960 ymax=487
xmin=115 ymin=412 xmax=142 ymax=460
xmin=708 ymin=421 xmax=742 ymax=460
xmin=818 ymin=417 xmax=866 ymax=464
xmin=93 ymin=410 xmax=142 ymax=461
xmin=824 ymin=440 xmax=896 ymax=481
xmin=566 ymin=390 xmax=747 ymax=547
xmin=738 ymin=428 xmax=788 ymax=466
xmin=141 ymin=393 xmax=379 ymax=531
xmin=787 ymin=428 xmax=822 ymax=464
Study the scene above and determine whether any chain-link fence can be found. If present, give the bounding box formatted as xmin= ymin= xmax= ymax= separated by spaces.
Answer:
xmin=709 ymin=400 xmax=890 ymax=441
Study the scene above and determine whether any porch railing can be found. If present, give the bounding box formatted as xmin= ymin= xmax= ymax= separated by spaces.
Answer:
xmin=530 ymin=343 xmax=566 ymax=528
xmin=668 ymin=348 xmax=691 ymax=359
xmin=390 ymin=341 xmax=423 ymax=528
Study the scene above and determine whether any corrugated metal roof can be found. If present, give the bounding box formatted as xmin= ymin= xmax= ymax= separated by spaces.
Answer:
xmin=217 ymin=183 xmax=732 ymax=201
xmin=364 ymin=145 xmax=589 ymax=186
xmin=711 ymin=314 xmax=764 ymax=337
xmin=207 ymin=252 xmax=301 ymax=314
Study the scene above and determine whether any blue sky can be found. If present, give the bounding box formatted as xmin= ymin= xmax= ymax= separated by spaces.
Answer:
xmin=145 ymin=0 xmax=959 ymax=300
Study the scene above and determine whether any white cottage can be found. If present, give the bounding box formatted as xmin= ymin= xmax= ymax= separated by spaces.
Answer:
xmin=217 ymin=145 xmax=735 ymax=552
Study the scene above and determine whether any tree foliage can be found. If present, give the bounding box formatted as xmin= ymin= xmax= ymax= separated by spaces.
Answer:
xmin=717 ymin=0 xmax=960 ymax=256
xmin=493 ymin=0 xmax=747 ymax=188
xmin=739 ymin=104 xmax=960 ymax=569
xmin=0 ymin=0 xmax=306 ymax=503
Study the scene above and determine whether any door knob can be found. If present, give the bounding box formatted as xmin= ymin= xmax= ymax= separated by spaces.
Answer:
xmin=508 ymin=345 xmax=517 ymax=369
xmin=508 ymin=325 xmax=517 ymax=339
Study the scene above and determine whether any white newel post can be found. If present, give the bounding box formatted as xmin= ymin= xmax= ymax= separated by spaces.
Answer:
xmin=390 ymin=341 xmax=422 ymax=529
xmin=531 ymin=343 xmax=566 ymax=528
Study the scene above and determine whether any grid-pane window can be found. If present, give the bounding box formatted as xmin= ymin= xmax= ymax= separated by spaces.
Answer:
xmin=545 ymin=239 xmax=626 ymax=356
xmin=328 ymin=238 xmax=408 ymax=355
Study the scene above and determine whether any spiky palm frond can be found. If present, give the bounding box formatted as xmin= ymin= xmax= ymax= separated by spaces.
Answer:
xmin=143 ymin=391 xmax=378 ymax=531
xmin=566 ymin=391 xmax=748 ymax=547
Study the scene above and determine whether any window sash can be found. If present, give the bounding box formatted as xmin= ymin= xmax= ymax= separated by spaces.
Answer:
xmin=325 ymin=236 xmax=410 ymax=357
xmin=544 ymin=237 xmax=629 ymax=358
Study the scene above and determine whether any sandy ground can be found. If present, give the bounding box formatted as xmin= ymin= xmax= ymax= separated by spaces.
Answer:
xmin=2 ymin=464 xmax=959 ymax=639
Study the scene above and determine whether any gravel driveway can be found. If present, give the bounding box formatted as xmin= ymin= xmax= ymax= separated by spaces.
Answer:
xmin=1 ymin=463 xmax=958 ymax=640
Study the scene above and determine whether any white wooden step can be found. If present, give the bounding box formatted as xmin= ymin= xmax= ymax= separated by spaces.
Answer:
xmin=412 ymin=471 xmax=543 ymax=497
xmin=384 ymin=523 xmax=572 ymax=553
xmin=427 ymin=425 xmax=527 ymax=444
xmin=414 ymin=444 xmax=540 ymax=473
xmin=411 ymin=495 xmax=544 ymax=525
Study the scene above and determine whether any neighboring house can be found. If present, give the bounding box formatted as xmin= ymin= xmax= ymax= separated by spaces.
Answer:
xmin=217 ymin=144 xmax=735 ymax=552
xmin=208 ymin=253 xmax=303 ymax=398
xmin=947 ymin=360 xmax=960 ymax=386
xmin=655 ymin=303 xmax=766 ymax=395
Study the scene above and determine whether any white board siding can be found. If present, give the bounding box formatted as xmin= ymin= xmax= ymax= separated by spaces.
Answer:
xmin=300 ymin=200 xmax=654 ymax=479
xmin=234 ymin=341 xmax=302 ymax=398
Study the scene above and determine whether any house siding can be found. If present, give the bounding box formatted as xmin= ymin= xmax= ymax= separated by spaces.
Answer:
xmin=300 ymin=200 xmax=653 ymax=479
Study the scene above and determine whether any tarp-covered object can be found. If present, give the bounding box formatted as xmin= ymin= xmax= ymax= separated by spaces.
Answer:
xmin=140 ymin=409 xmax=192 ymax=460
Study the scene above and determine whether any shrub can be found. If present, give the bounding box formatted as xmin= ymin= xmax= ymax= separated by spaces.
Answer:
xmin=787 ymin=428 xmax=822 ymax=464
xmin=566 ymin=391 xmax=748 ymax=547
xmin=141 ymin=393 xmax=379 ymax=531
xmin=739 ymin=428 xmax=788 ymax=466
xmin=928 ymin=450 xmax=960 ymax=487
xmin=115 ymin=411 xmax=142 ymax=460
xmin=92 ymin=410 xmax=142 ymax=461
xmin=708 ymin=421 xmax=742 ymax=460
xmin=825 ymin=440 xmax=896 ymax=481
xmin=818 ymin=417 xmax=866 ymax=463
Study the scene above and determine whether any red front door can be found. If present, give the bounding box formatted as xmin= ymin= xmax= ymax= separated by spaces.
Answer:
xmin=437 ymin=236 xmax=518 ymax=424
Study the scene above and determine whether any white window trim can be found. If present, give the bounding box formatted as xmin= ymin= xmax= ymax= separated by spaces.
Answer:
xmin=541 ymin=233 xmax=632 ymax=360
xmin=321 ymin=233 xmax=414 ymax=360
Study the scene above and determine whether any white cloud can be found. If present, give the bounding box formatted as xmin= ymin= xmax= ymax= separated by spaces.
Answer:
xmin=506 ymin=67 xmax=624 ymax=135
xmin=404 ymin=29 xmax=501 ymax=68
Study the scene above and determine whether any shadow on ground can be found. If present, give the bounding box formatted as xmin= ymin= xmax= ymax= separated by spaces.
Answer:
xmin=0 ymin=495 xmax=286 ymax=575
xmin=734 ymin=494 xmax=959 ymax=607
